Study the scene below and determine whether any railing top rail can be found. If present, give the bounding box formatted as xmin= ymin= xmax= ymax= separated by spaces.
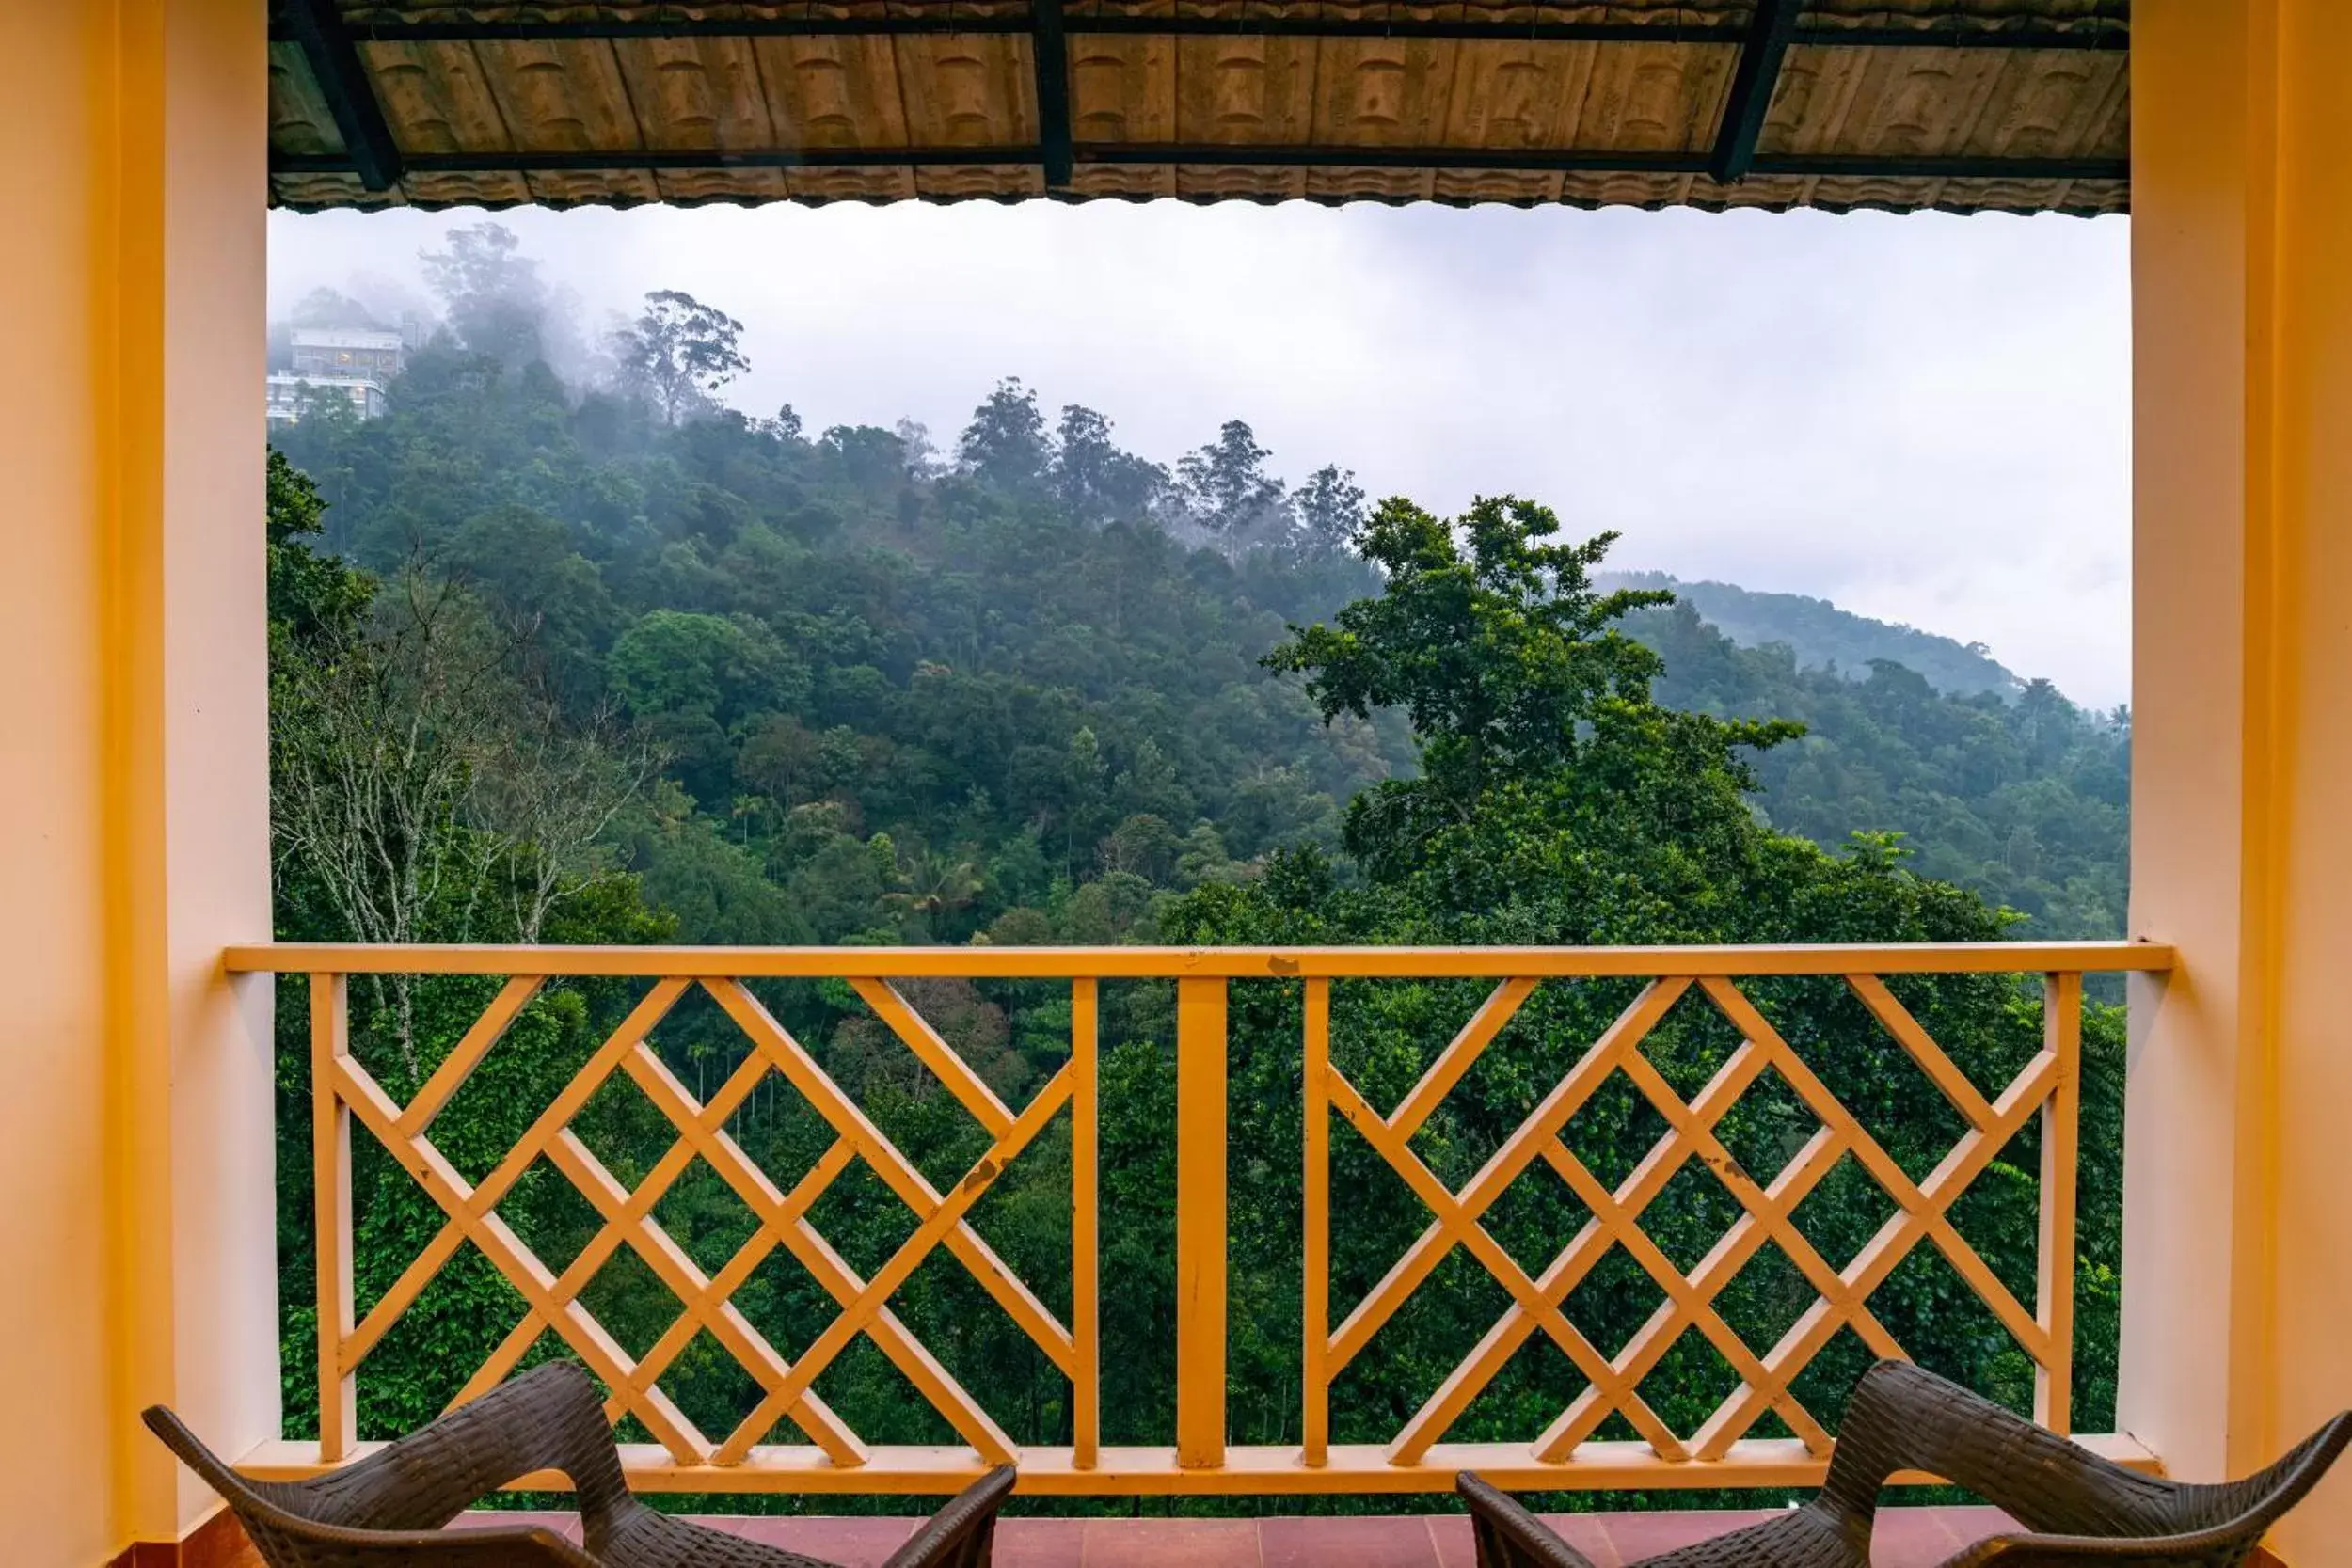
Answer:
xmin=225 ymin=941 xmax=2175 ymax=978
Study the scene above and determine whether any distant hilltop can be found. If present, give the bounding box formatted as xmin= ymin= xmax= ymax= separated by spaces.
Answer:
xmin=1599 ymin=571 xmax=2026 ymax=701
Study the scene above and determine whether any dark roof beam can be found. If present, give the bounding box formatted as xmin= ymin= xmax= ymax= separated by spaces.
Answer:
xmin=1034 ymin=0 xmax=1073 ymax=192
xmin=1710 ymin=0 xmax=1804 ymax=185
xmin=279 ymin=0 xmax=404 ymax=191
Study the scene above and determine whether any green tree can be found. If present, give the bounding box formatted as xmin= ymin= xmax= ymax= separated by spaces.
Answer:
xmin=886 ymin=842 xmax=985 ymax=936
xmin=1054 ymin=404 xmax=1166 ymax=523
xmin=1263 ymin=495 xmax=1793 ymax=887
xmin=266 ymin=449 xmax=371 ymax=642
xmin=1293 ymin=463 xmax=1366 ymax=554
xmin=289 ymin=286 xmax=385 ymax=331
xmin=1167 ymin=499 xmax=2100 ymax=1455
xmin=613 ymin=289 xmax=752 ymax=424
xmin=959 ymin=377 xmax=1052 ymax=491
xmin=420 ymin=221 xmax=549 ymax=367
xmin=1178 ymin=419 xmax=1287 ymax=559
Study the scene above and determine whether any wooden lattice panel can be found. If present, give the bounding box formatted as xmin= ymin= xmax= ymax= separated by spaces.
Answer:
xmin=1302 ymin=971 xmax=2083 ymax=1472
xmin=251 ymin=942 xmax=2164 ymax=1493
xmin=310 ymin=971 xmax=1100 ymax=1472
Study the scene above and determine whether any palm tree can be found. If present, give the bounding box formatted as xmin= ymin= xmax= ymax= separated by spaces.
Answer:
xmin=886 ymin=844 xmax=984 ymax=930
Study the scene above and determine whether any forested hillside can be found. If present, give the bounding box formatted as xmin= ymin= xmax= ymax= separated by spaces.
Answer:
xmin=264 ymin=226 xmax=2132 ymax=1508
xmin=273 ymin=345 xmax=2131 ymax=947
xmin=1602 ymin=572 xmax=2026 ymax=698
xmin=276 ymin=280 xmax=1410 ymax=956
xmin=1627 ymin=607 xmax=2127 ymax=941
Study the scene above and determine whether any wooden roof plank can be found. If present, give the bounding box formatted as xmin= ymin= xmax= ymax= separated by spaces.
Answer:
xmin=1070 ymin=25 xmax=1175 ymax=145
xmin=267 ymin=41 xmax=349 ymax=158
xmin=362 ymin=40 xmax=515 ymax=156
xmin=750 ymin=36 xmax=917 ymax=150
xmin=611 ymin=36 xmax=779 ymax=152
xmin=1310 ymin=35 xmax=1461 ymax=148
xmin=316 ymin=7 xmax=2123 ymax=50
xmin=1172 ymin=33 xmax=1320 ymax=146
xmin=892 ymin=33 xmax=1038 ymax=148
xmin=471 ymin=37 xmax=646 ymax=154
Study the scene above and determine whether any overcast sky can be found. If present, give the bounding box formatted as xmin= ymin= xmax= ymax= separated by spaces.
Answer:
xmin=268 ymin=199 xmax=2132 ymax=708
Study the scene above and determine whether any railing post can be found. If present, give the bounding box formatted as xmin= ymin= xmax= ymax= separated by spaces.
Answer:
xmin=312 ymin=973 xmax=356 ymax=1460
xmin=1302 ymin=977 xmax=1330 ymax=1466
xmin=1175 ymin=976 xmax=1228 ymax=1471
xmin=1071 ymin=978 xmax=1099 ymax=1470
xmin=2038 ymin=971 xmax=2081 ymax=1433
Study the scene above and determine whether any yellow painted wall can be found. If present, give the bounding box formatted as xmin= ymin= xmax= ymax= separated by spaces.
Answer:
xmin=2128 ymin=2 xmax=2352 ymax=1558
xmin=0 ymin=3 xmax=273 ymax=1563
xmin=2265 ymin=3 xmax=2352 ymax=1557
xmin=1 ymin=11 xmax=124 ymax=1560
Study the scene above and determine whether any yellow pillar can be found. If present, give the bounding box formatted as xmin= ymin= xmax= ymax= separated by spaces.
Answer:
xmin=2126 ymin=3 xmax=2352 ymax=1557
xmin=0 ymin=3 xmax=274 ymax=1562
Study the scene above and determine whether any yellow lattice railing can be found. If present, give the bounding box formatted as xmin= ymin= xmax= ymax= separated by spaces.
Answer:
xmin=226 ymin=942 xmax=2172 ymax=1494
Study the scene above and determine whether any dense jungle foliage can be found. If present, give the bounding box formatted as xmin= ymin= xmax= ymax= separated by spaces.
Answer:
xmin=264 ymin=226 xmax=2131 ymax=1515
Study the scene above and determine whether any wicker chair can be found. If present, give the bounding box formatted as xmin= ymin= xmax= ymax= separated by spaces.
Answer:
xmin=1458 ymin=1360 xmax=2351 ymax=1568
xmin=143 ymin=1362 xmax=1015 ymax=1568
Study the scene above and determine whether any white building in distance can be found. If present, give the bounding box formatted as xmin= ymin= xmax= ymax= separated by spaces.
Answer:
xmin=267 ymin=325 xmax=411 ymax=427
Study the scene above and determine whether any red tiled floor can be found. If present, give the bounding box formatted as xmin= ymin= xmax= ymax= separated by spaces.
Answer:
xmin=1079 ymin=1516 xmax=1259 ymax=1567
xmin=1425 ymin=1513 xmax=1477 ymax=1568
xmin=1576 ymin=1506 xmax=1779 ymax=1563
xmin=1260 ymin=1513 xmax=1446 ymax=1568
xmin=1535 ymin=1512 xmax=1638 ymax=1567
xmin=688 ymin=1514 xmax=918 ymax=1566
xmin=993 ymin=1516 xmax=1090 ymax=1568
xmin=449 ymin=1505 xmax=2021 ymax=1566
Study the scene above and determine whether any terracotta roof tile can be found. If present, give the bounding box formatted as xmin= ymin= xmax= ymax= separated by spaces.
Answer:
xmin=270 ymin=0 xmax=2131 ymax=212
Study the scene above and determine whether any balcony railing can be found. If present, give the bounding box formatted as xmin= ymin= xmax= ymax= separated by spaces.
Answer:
xmin=223 ymin=941 xmax=2173 ymax=1495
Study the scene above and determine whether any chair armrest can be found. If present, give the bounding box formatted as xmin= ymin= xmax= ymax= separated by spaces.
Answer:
xmin=880 ymin=1467 xmax=1018 ymax=1568
xmin=1935 ymin=1409 xmax=2352 ymax=1566
xmin=1821 ymin=1361 xmax=2169 ymax=1537
xmin=304 ymin=1364 xmax=634 ymax=1534
xmin=1455 ymin=1475 xmax=1600 ymax=1568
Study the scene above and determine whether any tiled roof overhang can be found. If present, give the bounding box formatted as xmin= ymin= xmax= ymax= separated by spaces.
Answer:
xmin=269 ymin=2 xmax=2130 ymax=214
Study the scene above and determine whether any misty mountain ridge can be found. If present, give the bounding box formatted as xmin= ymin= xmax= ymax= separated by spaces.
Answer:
xmin=1601 ymin=570 xmax=2033 ymax=703
xmin=278 ymin=274 xmax=2050 ymax=710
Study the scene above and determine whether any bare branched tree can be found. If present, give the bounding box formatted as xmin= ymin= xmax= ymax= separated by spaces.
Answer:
xmin=272 ymin=568 xmax=655 ymax=1077
xmin=464 ymin=689 xmax=662 ymax=943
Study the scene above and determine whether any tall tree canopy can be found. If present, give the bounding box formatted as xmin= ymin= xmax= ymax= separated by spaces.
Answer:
xmin=959 ymin=377 xmax=1053 ymax=491
xmin=1179 ymin=419 xmax=1288 ymax=559
xmin=612 ymin=289 xmax=752 ymax=425
xmin=420 ymin=221 xmax=552 ymax=368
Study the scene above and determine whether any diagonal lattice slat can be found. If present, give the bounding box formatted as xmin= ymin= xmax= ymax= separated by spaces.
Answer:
xmin=331 ymin=1048 xmax=711 ymax=1462
xmin=707 ymin=980 xmax=1077 ymax=1379
xmin=1327 ymin=980 xmax=1692 ymax=1374
xmin=1329 ymin=1067 xmax=1691 ymax=1460
xmin=714 ymin=1061 xmax=1073 ymax=1464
